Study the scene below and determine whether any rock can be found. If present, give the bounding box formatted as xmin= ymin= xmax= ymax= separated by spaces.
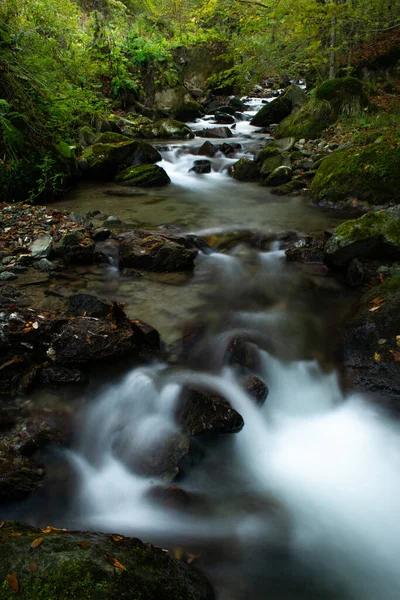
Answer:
xmin=214 ymin=111 xmax=235 ymax=124
xmin=103 ymin=216 xmax=123 ymax=226
xmin=310 ymin=143 xmax=400 ymax=206
xmin=17 ymin=407 xmax=73 ymax=456
xmin=231 ymin=158 xmax=260 ymax=181
xmin=285 ymin=236 xmax=325 ymax=263
xmin=270 ymin=179 xmax=306 ymax=195
xmin=256 ymin=142 xmax=281 ymax=164
xmin=324 ymin=207 xmax=400 ymax=268
xmin=265 ymin=165 xmax=292 ymax=186
xmin=197 ymin=141 xmax=216 ymax=157
xmin=228 ymin=96 xmax=247 ymax=111
xmin=218 ymin=142 xmax=241 ymax=156
xmin=346 ymin=258 xmax=364 ymax=287
xmin=241 ymin=374 xmax=268 ymax=406
xmin=275 ymin=137 xmax=296 ymax=152
xmin=29 ymin=234 xmax=53 ymax=259
xmin=68 ymin=293 xmax=111 ymax=318
xmin=260 ymin=154 xmax=291 ymax=180
xmin=189 ymin=159 xmax=212 ymax=174
xmin=34 ymin=258 xmax=55 ymax=272
xmin=177 ymin=387 xmax=244 ymax=435
xmin=250 ymin=85 xmax=306 ymax=127
xmin=0 ymin=272 xmax=17 ymax=281
xmin=173 ymin=100 xmax=204 ymax=122
xmin=78 ymin=125 xmax=96 ymax=148
xmin=0 ymin=457 xmax=44 ymax=503
xmin=196 ymin=127 xmax=233 ymax=139
xmin=93 ymin=228 xmax=112 ymax=241
xmin=118 ymin=231 xmax=198 ymax=272
xmin=212 ymin=105 xmax=236 ymax=116
xmin=344 ymin=278 xmax=400 ymax=400
xmin=125 ymin=434 xmax=190 ymax=481
xmin=153 ymin=119 xmax=195 ymax=139
xmin=82 ymin=139 xmax=141 ymax=178
xmin=52 ymin=233 xmax=95 ymax=265
xmin=40 ymin=366 xmax=88 ymax=386
xmin=297 ymin=158 xmax=314 ymax=171
xmin=0 ymin=521 xmax=215 ymax=600
xmin=0 ymin=284 xmax=23 ymax=308
xmin=115 ymin=164 xmax=170 ymax=187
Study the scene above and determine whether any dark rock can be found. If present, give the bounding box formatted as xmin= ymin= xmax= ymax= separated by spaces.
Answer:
xmin=126 ymin=434 xmax=190 ymax=481
xmin=40 ymin=366 xmax=88 ymax=386
xmin=118 ymin=231 xmax=198 ymax=272
xmin=214 ymin=111 xmax=235 ymax=124
xmin=17 ymin=407 xmax=73 ymax=456
xmin=225 ymin=338 xmax=260 ymax=371
xmin=93 ymin=228 xmax=112 ymax=241
xmin=346 ymin=258 xmax=364 ymax=287
xmin=115 ymin=164 xmax=170 ymax=187
xmin=130 ymin=318 xmax=161 ymax=352
xmin=196 ymin=127 xmax=233 ymax=139
xmin=177 ymin=388 xmax=244 ymax=435
xmin=218 ymin=143 xmax=241 ymax=156
xmin=0 ymin=457 xmax=44 ymax=503
xmin=0 ymin=284 xmax=23 ymax=308
xmin=231 ymin=158 xmax=260 ymax=182
xmin=241 ymin=375 xmax=268 ymax=406
xmin=68 ymin=293 xmax=111 ymax=318
xmin=34 ymin=258 xmax=55 ymax=272
xmin=189 ymin=160 xmax=212 ymax=174
xmin=197 ymin=141 xmax=216 ymax=157
xmin=270 ymin=179 xmax=306 ymax=195
xmin=52 ymin=233 xmax=95 ymax=265
xmin=173 ymin=100 xmax=204 ymax=122
xmin=0 ymin=521 xmax=215 ymax=600
xmin=285 ymin=236 xmax=324 ymax=264
xmin=228 ymin=96 xmax=247 ymax=111
xmin=0 ymin=408 xmax=18 ymax=430
xmin=212 ymin=105 xmax=236 ymax=116
xmin=250 ymin=85 xmax=306 ymax=127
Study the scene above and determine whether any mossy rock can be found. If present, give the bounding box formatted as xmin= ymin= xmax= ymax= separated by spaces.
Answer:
xmin=270 ymin=179 xmax=306 ymax=195
xmin=324 ymin=205 xmax=400 ymax=267
xmin=250 ymin=85 xmax=306 ymax=127
xmin=95 ymin=132 xmax=131 ymax=144
xmin=310 ymin=143 xmax=400 ymax=206
xmin=152 ymin=119 xmax=195 ymax=139
xmin=265 ymin=165 xmax=292 ymax=186
xmin=315 ymin=76 xmax=369 ymax=115
xmin=275 ymin=97 xmax=333 ymax=140
xmin=173 ymin=100 xmax=204 ymax=122
xmin=260 ymin=154 xmax=291 ymax=179
xmin=115 ymin=164 xmax=170 ymax=187
xmin=231 ymin=158 xmax=260 ymax=182
xmin=256 ymin=143 xmax=280 ymax=163
xmin=0 ymin=521 xmax=214 ymax=600
xmin=78 ymin=126 xmax=96 ymax=148
xmin=82 ymin=141 xmax=136 ymax=177
xmin=111 ymin=116 xmax=154 ymax=139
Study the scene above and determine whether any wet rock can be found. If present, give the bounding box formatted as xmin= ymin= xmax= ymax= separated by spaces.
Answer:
xmin=34 ymin=258 xmax=55 ymax=272
xmin=265 ymin=165 xmax=292 ymax=186
xmin=173 ymin=100 xmax=204 ymax=122
xmin=344 ymin=277 xmax=400 ymax=400
xmin=285 ymin=236 xmax=325 ymax=264
xmin=214 ymin=111 xmax=235 ymax=124
xmin=260 ymin=154 xmax=291 ymax=180
xmin=324 ymin=206 xmax=400 ymax=268
xmin=29 ymin=234 xmax=53 ymax=259
xmin=68 ymin=293 xmax=111 ymax=318
xmin=103 ymin=216 xmax=123 ymax=226
xmin=225 ymin=338 xmax=261 ymax=371
xmin=197 ymin=141 xmax=216 ymax=157
xmin=0 ymin=456 xmax=44 ymax=503
xmin=0 ymin=272 xmax=17 ymax=281
xmin=40 ymin=366 xmax=88 ymax=386
xmin=196 ymin=127 xmax=233 ymax=139
xmin=177 ymin=388 xmax=244 ymax=435
xmin=218 ymin=142 xmax=241 ymax=156
xmin=118 ymin=231 xmax=198 ymax=272
xmin=270 ymin=179 xmax=306 ymax=195
xmin=241 ymin=374 xmax=268 ymax=406
xmin=228 ymin=96 xmax=247 ymax=111
xmin=128 ymin=434 xmax=190 ymax=481
xmin=17 ymin=407 xmax=73 ymax=456
xmin=52 ymin=232 xmax=95 ymax=265
xmin=93 ymin=228 xmax=112 ymax=241
xmin=250 ymin=85 xmax=306 ymax=127
xmin=130 ymin=318 xmax=161 ymax=352
xmin=189 ymin=160 xmax=212 ymax=174
xmin=346 ymin=258 xmax=364 ymax=287
xmin=147 ymin=485 xmax=207 ymax=514
xmin=0 ymin=521 xmax=215 ymax=600
xmin=231 ymin=158 xmax=260 ymax=182
xmin=115 ymin=164 xmax=170 ymax=187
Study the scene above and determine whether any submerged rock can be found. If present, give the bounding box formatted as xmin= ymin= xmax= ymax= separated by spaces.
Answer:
xmin=250 ymin=85 xmax=306 ymax=127
xmin=68 ymin=293 xmax=111 ymax=318
xmin=0 ymin=521 xmax=215 ymax=600
xmin=51 ymin=232 xmax=95 ymax=265
xmin=189 ymin=160 xmax=212 ymax=174
xmin=177 ymin=387 xmax=244 ymax=435
xmin=231 ymin=158 xmax=260 ymax=182
xmin=196 ymin=127 xmax=233 ymax=139
xmin=115 ymin=164 xmax=170 ymax=187
xmin=118 ymin=231 xmax=198 ymax=272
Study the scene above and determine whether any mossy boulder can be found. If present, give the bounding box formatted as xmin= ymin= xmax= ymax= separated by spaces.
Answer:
xmin=255 ymin=143 xmax=280 ymax=163
xmin=78 ymin=126 xmax=96 ymax=148
xmin=115 ymin=164 xmax=170 ymax=187
xmin=343 ymin=277 xmax=400 ymax=400
xmin=310 ymin=143 xmax=400 ymax=206
xmin=270 ymin=179 xmax=306 ymax=195
xmin=260 ymin=154 xmax=291 ymax=180
xmin=82 ymin=141 xmax=136 ymax=178
xmin=173 ymin=100 xmax=204 ymax=122
xmin=95 ymin=132 xmax=131 ymax=144
xmin=231 ymin=158 xmax=260 ymax=181
xmin=0 ymin=521 xmax=214 ymax=600
xmin=265 ymin=165 xmax=292 ymax=186
xmin=275 ymin=77 xmax=369 ymax=140
xmin=112 ymin=116 xmax=154 ymax=139
xmin=152 ymin=119 xmax=195 ymax=139
xmin=250 ymin=85 xmax=306 ymax=127
xmin=324 ymin=206 xmax=400 ymax=267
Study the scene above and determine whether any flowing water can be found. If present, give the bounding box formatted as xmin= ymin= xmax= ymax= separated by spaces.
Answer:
xmin=13 ymin=101 xmax=400 ymax=598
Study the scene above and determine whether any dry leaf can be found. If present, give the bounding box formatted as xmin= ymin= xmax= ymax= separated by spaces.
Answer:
xmin=396 ymin=335 xmax=400 ymax=347
xmin=112 ymin=535 xmax=124 ymax=543
xmin=390 ymin=350 xmax=400 ymax=362
xmin=369 ymin=306 xmax=382 ymax=312
xmin=378 ymin=338 xmax=387 ymax=345
xmin=30 ymin=537 xmax=43 ymax=549
xmin=186 ymin=553 xmax=199 ymax=565
xmin=7 ymin=573 xmax=19 ymax=593
xmin=10 ymin=533 xmax=22 ymax=537
xmin=374 ymin=352 xmax=381 ymax=362
xmin=172 ymin=547 xmax=183 ymax=560
xmin=371 ymin=296 xmax=384 ymax=305
xmin=41 ymin=525 xmax=67 ymax=534
xmin=29 ymin=561 xmax=39 ymax=571
xmin=0 ymin=521 xmax=4 ymax=529
xmin=105 ymin=553 xmax=127 ymax=571
xmin=76 ymin=541 xmax=92 ymax=550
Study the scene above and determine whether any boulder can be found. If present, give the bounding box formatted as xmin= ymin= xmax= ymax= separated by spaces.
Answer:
xmin=311 ymin=143 xmax=400 ymax=206
xmin=177 ymin=388 xmax=244 ymax=435
xmin=29 ymin=235 xmax=53 ymax=259
xmin=68 ymin=293 xmax=111 ymax=318
xmin=115 ymin=164 xmax=170 ymax=187
xmin=196 ymin=127 xmax=233 ymax=139
xmin=260 ymin=154 xmax=291 ymax=180
xmin=285 ymin=236 xmax=325 ymax=263
xmin=231 ymin=158 xmax=260 ymax=182
xmin=153 ymin=119 xmax=195 ymax=139
xmin=78 ymin=125 xmax=96 ymax=148
xmin=197 ymin=141 xmax=216 ymax=157
xmin=344 ymin=277 xmax=400 ymax=401
xmin=256 ymin=142 xmax=281 ymax=164
xmin=228 ymin=96 xmax=247 ymax=111
xmin=264 ymin=165 xmax=292 ymax=186
xmin=270 ymin=179 xmax=306 ymax=195
xmin=0 ymin=457 xmax=44 ymax=503
xmin=324 ymin=206 xmax=400 ymax=268
xmin=0 ymin=521 xmax=215 ymax=600
xmin=214 ymin=111 xmax=235 ymax=124
xmin=82 ymin=140 xmax=137 ymax=178
xmin=173 ymin=100 xmax=204 ymax=122
xmin=118 ymin=231 xmax=198 ymax=272
xmin=51 ymin=233 xmax=95 ymax=265
xmin=250 ymin=85 xmax=306 ymax=127
xmin=189 ymin=160 xmax=212 ymax=174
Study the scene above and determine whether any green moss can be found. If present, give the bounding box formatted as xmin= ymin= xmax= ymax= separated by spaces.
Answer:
xmin=315 ymin=77 xmax=369 ymax=114
xmin=95 ymin=132 xmax=131 ymax=144
xmin=256 ymin=143 xmax=280 ymax=163
xmin=260 ymin=154 xmax=291 ymax=178
xmin=270 ymin=179 xmax=305 ymax=195
xmin=173 ymin=101 xmax=203 ymax=122
xmin=231 ymin=158 xmax=260 ymax=181
xmin=153 ymin=119 xmax=195 ymax=139
xmin=115 ymin=164 xmax=170 ymax=186
xmin=275 ymin=97 xmax=333 ymax=140
xmin=310 ymin=143 xmax=400 ymax=205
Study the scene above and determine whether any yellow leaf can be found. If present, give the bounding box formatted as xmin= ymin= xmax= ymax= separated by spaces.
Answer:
xmin=30 ymin=537 xmax=43 ymax=549
xmin=0 ymin=522 xmax=4 ymax=529
xmin=378 ymin=338 xmax=387 ymax=345
xmin=374 ymin=352 xmax=381 ymax=362
xmin=112 ymin=535 xmax=124 ymax=542
xmin=7 ymin=573 xmax=19 ymax=593
xmin=369 ymin=306 xmax=382 ymax=312
xmin=105 ymin=553 xmax=127 ymax=570
xmin=396 ymin=335 xmax=400 ymax=347
xmin=41 ymin=525 xmax=67 ymax=534
xmin=76 ymin=541 xmax=92 ymax=550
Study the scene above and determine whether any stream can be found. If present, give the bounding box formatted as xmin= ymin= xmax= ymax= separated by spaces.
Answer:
xmin=7 ymin=101 xmax=400 ymax=599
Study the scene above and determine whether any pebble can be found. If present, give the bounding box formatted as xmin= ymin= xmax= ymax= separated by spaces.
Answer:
xmin=0 ymin=272 xmax=17 ymax=281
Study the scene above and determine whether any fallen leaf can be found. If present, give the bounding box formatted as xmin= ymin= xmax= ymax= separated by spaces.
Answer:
xmin=86 ymin=337 xmax=92 ymax=345
xmin=390 ymin=350 xmax=400 ymax=362
xmin=7 ymin=573 xmax=19 ymax=593
xmin=374 ymin=352 xmax=381 ymax=362
xmin=371 ymin=296 xmax=384 ymax=305
xmin=369 ymin=306 xmax=382 ymax=312
xmin=10 ymin=533 xmax=22 ymax=537
xmin=76 ymin=541 xmax=92 ymax=550
xmin=41 ymin=525 xmax=67 ymax=534
xmin=112 ymin=535 xmax=124 ymax=543
xmin=172 ymin=547 xmax=184 ymax=560
xmin=29 ymin=561 xmax=39 ymax=571
xmin=186 ymin=553 xmax=200 ymax=565
xmin=30 ymin=537 xmax=43 ymax=549
xmin=378 ymin=339 xmax=387 ymax=345
xmin=105 ymin=553 xmax=127 ymax=570
xmin=396 ymin=335 xmax=400 ymax=347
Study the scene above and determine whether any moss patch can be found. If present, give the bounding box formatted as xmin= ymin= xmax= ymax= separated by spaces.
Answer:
xmin=115 ymin=164 xmax=170 ymax=187
xmin=310 ymin=143 xmax=400 ymax=205
xmin=231 ymin=158 xmax=260 ymax=181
